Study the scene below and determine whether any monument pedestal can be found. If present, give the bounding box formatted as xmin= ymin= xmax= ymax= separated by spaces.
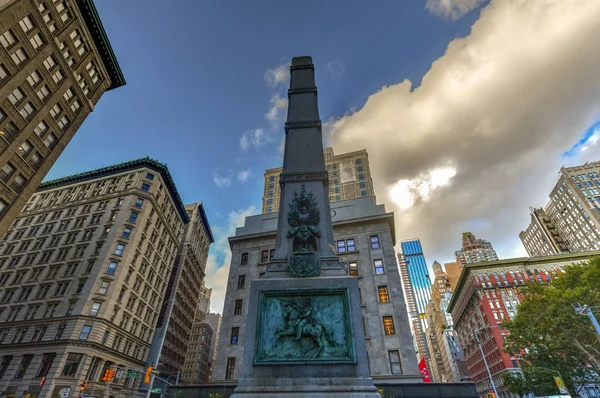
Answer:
xmin=231 ymin=277 xmax=380 ymax=398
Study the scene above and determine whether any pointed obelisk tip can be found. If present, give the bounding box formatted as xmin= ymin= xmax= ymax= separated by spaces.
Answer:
xmin=291 ymin=56 xmax=313 ymax=66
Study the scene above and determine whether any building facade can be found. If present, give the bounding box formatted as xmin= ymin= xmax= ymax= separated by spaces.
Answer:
xmin=212 ymin=197 xmax=419 ymax=382
xmin=447 ymin=252 xmax=600 ymax=396
xmin=0 ymin=0 xmax=125 ymax=237
xmin=520 ymin=161 xmax=600 ymax=255
xmin=0 ymin=158 xmax=188 ymax=397
xmin=181 ymin=282 xmax=213 ymax=384
xmin=261 ymin=147 xmax=374 ymax=213
xmin=154 ymin=202 xmax=213 ymax=381
xmin=204 ymin=312 xmax=221 ymax=381
xmin=454 ymin=232 xmax=498 ymax=267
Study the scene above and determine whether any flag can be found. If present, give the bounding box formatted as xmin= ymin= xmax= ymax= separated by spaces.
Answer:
xmin=418 ymin=357 xmax=431 ymax=383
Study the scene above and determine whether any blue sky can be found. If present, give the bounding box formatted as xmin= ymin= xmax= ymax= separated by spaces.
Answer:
xmin=47 ymin=0 xmax=600 ymax=312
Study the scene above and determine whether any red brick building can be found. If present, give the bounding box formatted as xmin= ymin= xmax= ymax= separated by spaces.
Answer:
xmin=447 ymin=252 xmax=598 ymax=396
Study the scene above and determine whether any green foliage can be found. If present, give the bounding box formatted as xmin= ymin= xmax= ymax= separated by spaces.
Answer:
xmin=377 ymin=388 xmax=395 ymax=398
xmin=502 ymin=256 xmax=600 ymax=396
xmin=208 ymin=394 xmax=223 ymax=398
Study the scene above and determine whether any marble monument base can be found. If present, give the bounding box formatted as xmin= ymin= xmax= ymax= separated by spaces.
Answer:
xmin=231 ymin=277 xmax=380 ymax=398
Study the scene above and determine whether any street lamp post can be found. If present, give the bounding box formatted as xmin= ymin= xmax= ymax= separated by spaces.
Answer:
xmin=573 ymin=303 xmax=600 ymax=337
xmin=474 ymin=326 xmax=502 ymax=398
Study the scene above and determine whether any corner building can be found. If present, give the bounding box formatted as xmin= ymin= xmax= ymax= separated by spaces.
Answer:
xmin=0 ymin=0 xmax=125 ymax=237
xmin=447 ymin=252 xmax=600 ymax=396
xmin=262 ymin=147 xmax=374 ymax=213
xmin=0 ymin=158 xmax=187 ymax=397
xmin=213 ymin=197 xmax=419 ymax=383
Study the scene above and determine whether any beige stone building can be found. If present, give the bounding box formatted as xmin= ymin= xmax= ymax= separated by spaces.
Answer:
xmin=0 ymin=0 xmax=125 ymax=238
xmin=181 ymin=282 xmax=213 ymax=384
xmin=212 ymin=197 xmax=420 ymax=383
xmin=0 ymin=158 xmax=187 ymax=397
xmin=261 ymin=147 xmax=374 ymax=213
xmin=155 ymin=203 xmax=213 ymax=382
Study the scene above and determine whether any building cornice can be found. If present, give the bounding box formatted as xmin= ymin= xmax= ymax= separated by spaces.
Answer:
xmin=37 ymin=157 xmax=189 ymax=223
xmin=75 ymin=0 xmax=126 ymax=90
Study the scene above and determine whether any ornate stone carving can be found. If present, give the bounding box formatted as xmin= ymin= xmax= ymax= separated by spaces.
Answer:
xmin=255 ymin=291 xmax=355 ymax=363
xmin=287 ymin=185 xmax=321 ymax=277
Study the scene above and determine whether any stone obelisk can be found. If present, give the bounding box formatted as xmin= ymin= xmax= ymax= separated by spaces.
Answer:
xmin=231 ymin=56 xmax=380 ymax=397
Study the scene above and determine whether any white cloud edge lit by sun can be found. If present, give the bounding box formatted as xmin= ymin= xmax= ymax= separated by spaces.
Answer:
xmin=389 ymin=166 xmax=457 ymax=210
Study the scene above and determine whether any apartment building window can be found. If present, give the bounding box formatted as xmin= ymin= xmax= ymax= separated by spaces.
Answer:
xmin=370 ymin=235 xmax=380 ymax=249
xmin=7 ymin=307 xmax=20 ymax=321
xmin=225 ymin=358 xmax=235 ymax=380
xmin=31 ymin=326 xmax=46 ymax=342
xmin=35 ymin=353 xmax=55 ymax=378
xmin=237 ymin=275 xmax=246 ymax=289
xmin=383 ymin=316 xmax=396 ymax=335
xmin=146 ymin=173 xmax=154 ymax=180
xmin=0 ymin=30 xmax=16 ymax=48
xmin=43 ymin=303 xmax=57 ymax=318
xmin=261 ymin=250 xmax=269 ymax=263
xmin=128 ymin=212 xmax=138 ymax=223
xmin=378 ymin=286 xmax=390 ymax=303
xmin=388 ymin=350 xmax=402 ymax=374
xmin=0 ymin=356 xmax=12 ymax=379
xmin=230 ymin=327 xmax=239 ymax=344
xmin=349 ymin=262 xmax=358 ymax=276
xmin=337 ymin=239 xmax=356 ymax=253
xmin=54 ymin=322 xmax=66 ymax=339
xmin=114 ymin=244 xmax=125 ymax=256
xmin=61 ymin=353 xmax=83 ymax=378
xmin=240 ymin=252 xmax=248 ymax=265
xmin=141 ymin=183 xmax=150 ymax=192
xmin=98 ymin=281 xmax=110 ymax=294
xmin=135 ymin=198 xmax=143 ymax=208
xmin=234 ymin=300 xmax=243 ymax=315
xmin=374 ymin=259 xmax=385 ymax=275
xmin=79 ymin=325 xmax=92 ymax=340
xmin=65 ymin=302 xmax=75 ymax=315
xmin=14 ymin=354 xmax=33 ymax=378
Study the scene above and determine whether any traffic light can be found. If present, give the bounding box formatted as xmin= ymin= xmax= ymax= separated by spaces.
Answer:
xmin=144 ymin=365 xmax=154 ymax=384
xmin=80 ymin=380 xmax=87 ymax=391
xmin=101 ymin=369 xmax=116 ymax=382
xmin=39 ymin=376 xmax=46 ymax=387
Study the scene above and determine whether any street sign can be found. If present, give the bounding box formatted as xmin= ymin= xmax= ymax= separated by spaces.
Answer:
xmin=60 ymin=388 xmax=71 ymax=398
xmin=151 ymin=388 xmax=162 ymax=393
xmin=554 ymin=376 xmax=569 ymax=395
xmin=116 ymin=368 xmax=124 ymax=379
xmin=126 ymin=371 xmax=139 ymax=378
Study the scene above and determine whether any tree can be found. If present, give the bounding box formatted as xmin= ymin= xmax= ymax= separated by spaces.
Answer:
xmin=502 ymin=256 xmax=600 ymax=396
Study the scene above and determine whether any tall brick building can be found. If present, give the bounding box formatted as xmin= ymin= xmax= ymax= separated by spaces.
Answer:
xmin=0 ymin=0 xmax=125 ymax=237
xmin=0 ymin=158 xmax=187 ymax=397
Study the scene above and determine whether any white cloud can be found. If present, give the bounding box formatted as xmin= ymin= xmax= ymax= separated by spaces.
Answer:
xmin=326 ymin=59 xmax=345 ymax=80
xmin=328 ymin=0 xmax=600 ymax=263
xmin=240 ymin=128 xmax=271 ymax=151
xmin=212 ymin=172 xmax=232 ymax=188
xmin=426 ymin=0 xmax=485 ymax=20
xmin=204 ymin=206 xmax=258 ymax=313
xmin=237 ymin=168 xmax=252 ymax=182
xmin=265 ymin=93 xmax=288 ymax=126
xmin=264 ymin=63 xmax=290 ymax=87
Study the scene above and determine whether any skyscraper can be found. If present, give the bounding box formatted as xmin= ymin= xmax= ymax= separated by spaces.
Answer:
xmin=520 ymin=160 xmax=600 ymax=255
xmin=262 ymin=147 xmax=374 ymax=213
xmin=181 ymin=282 xmax=213 ymax=384
xmin=0 ymin=0 xmax=125 ymax=237
xmin=454 ymin=232 xmax=498 ymax=266
xmin=399 ymin=239 xmax=432 ymax=362
xmin=0 ymin=158 xmax=187 ymax=397
xmin=153 ymin=203 xmax=213 ymax=383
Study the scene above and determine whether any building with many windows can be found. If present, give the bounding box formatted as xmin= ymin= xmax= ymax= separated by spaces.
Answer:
xmin=520 ymin=160 xmax=600 ymax=256
xmin=261 ymin=148 xmax=374 ymax=213
xmin=0 ymin=158 xmax=188 ymax=397
xmin=447 ymin=252 xmax=600 ymax=396
xmin=204 ymin=312 xmax=221 ymax=381
xmin=153 ymin=202 xmax=213 ymax=384
xmin=0 ymin=0 xmax=125 ymax=238
xmin=454 ymin=232 xmax=498 ymax=267
xmin=212 ymin=197 xmax=419 ymax=383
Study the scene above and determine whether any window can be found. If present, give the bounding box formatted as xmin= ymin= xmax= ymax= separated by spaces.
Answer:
xmin=237 ymin=275 xmax=246 ymax=289
xmin=98 ymin=281 xmax=110 ymax=294
xmin=225 ymin=358 xmax=235 ymax=380
xmin=14 ymin=354 xmax=33 ymax=378
xmin=36 ymin=353 xmax=55 ymax=378
xmin=122 ymin=227 xmax=132 ymax=239
xmin=0 ymin=162 xmax=15 ymax=182
xmin=114 ymin=244 xmax=125 ymax=256
xmin=234 ymin=300 xmax=243 ymax=315
xmin=107 ymin=261 xmax=118 ymax=275
xmin=378 ymin=286 xmax=390 ymax=303
xmin=383 ymin=316 xmax=396 ymax=335
xmin=9 ymin=87 xmax=24 ymax=105
xmin=370 ymin=235 xmax=380 ymax=249
xmin=349 ymin=262 xmax=358 ymax=276
xmin=241 ymin=252 xmax=248 ymax=266
xmin=337 ymin=240 xmax=346 ymax=253
xmin=61 ymin=353 xmax=83 ymax=377
xmin=79 ymin=325 xmax=92 ymax=340
xmin=0 ymin=356 xmax=12 ymax=379
xmin=261 ymin=250 xmax=269 ymax=263
xmin=30 ymin=34 xmax=43 ymax=50
xmin=374 ymin=259 xmax=385 ymax=275
xmin=52 ymin=69 xmax=64 ymax=84
xmin=140 ymin=183 xmax=151 ymax=192
xmin=0 ymin=30 xmax=16 ymax=48
xmin=388 ymin=350 xmax=402 ymax=374
xmin=135 ymin=198 xmax=143 ymax=208
xmin=19 ymin=16 xmax=34 ymax=32
xmin=146 ymin=173 xmax=154 ymax=180
xmin=27 ymin=70 xmax=41 ymax=87
xmin=12 ymin=48 xmax=28 ymax=65
xmin=230 ymin=327 xmax=239 ymax=344
xmin=128 ymin=212 xmax=138 ymax=223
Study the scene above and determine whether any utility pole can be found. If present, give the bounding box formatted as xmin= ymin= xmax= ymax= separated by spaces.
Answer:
xmin=573 ymin=303 xmax=600 ymax=337
xmin=474 ymin=328 xmax=499 ymax=398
